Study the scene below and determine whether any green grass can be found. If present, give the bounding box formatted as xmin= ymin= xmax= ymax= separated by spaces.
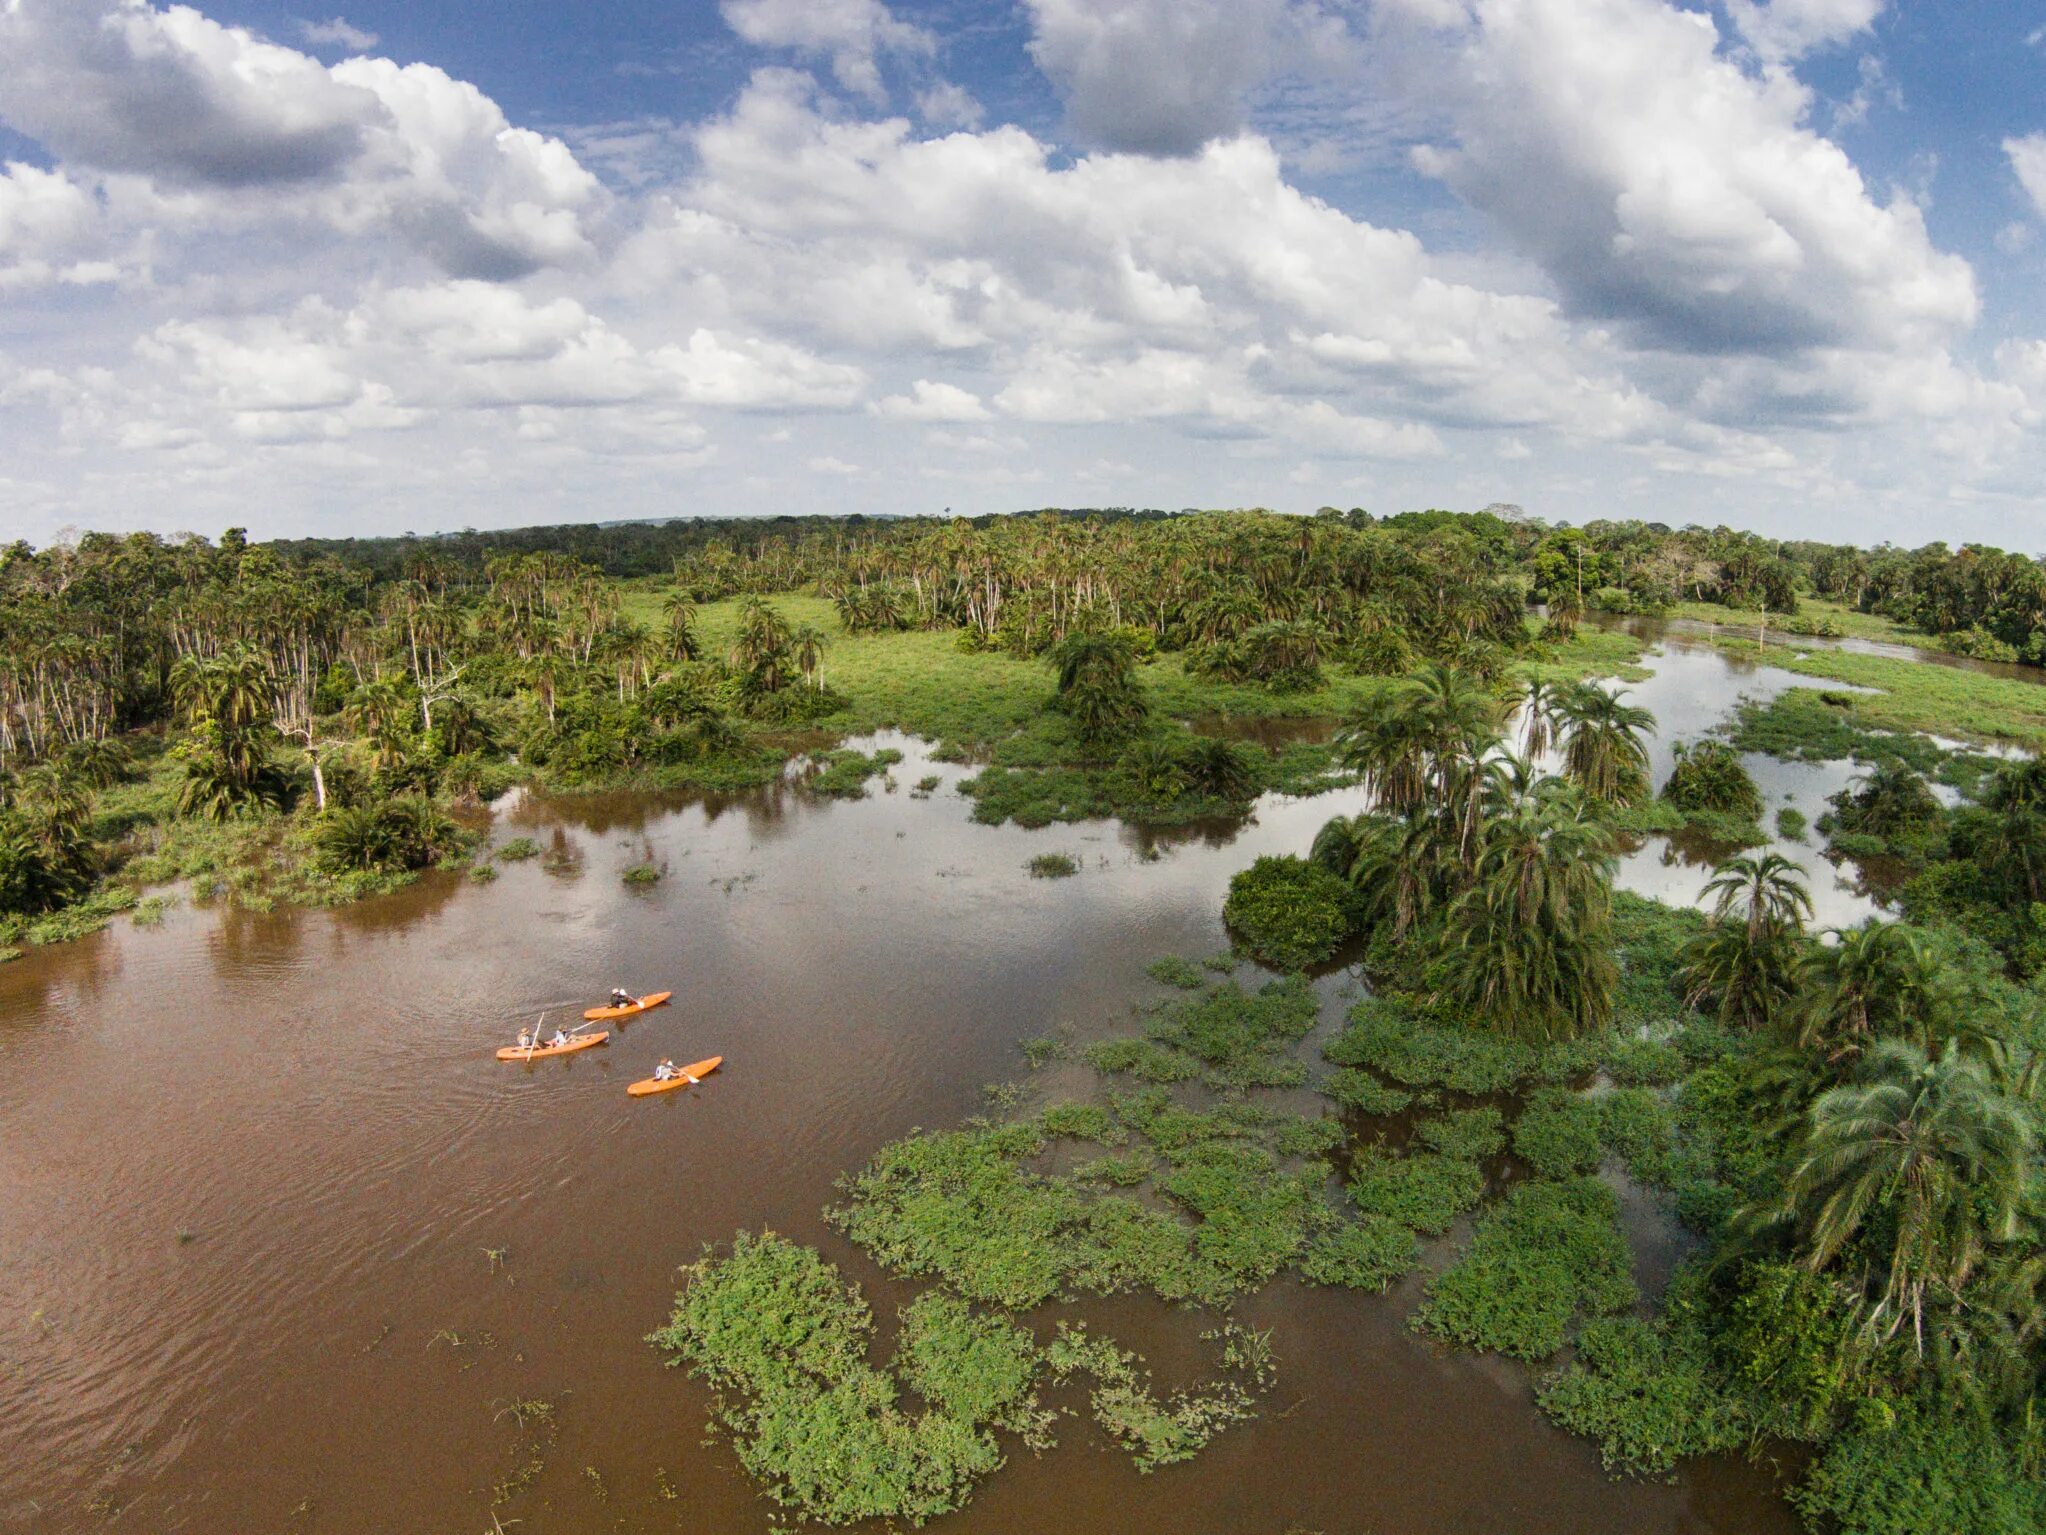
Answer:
xmin=1715 ymin=650 xmax=2046 ymax=752
xmin=807 ymin=747 xmax=904 ymax=798
xmin=1667 ymin=596 xmax=1984 ymax=659
xmin=1025 ymin=851 xmax=1080 ymax=879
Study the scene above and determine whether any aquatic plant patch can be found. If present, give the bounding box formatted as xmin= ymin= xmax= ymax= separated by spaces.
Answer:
xmin=1323 ymin=997 xmax=1536 ymax=1094
xmin=1345 ymin=1144 xmax=1485 ymax=1235
xmin=1412 ymin=1178 xmax=1637 ymax=1361
xmin=1511 ymin=1087 xmax=1606 ymax=1177
xmin=648 ymin=1232 xmax=1039 ymax=1527
xmin=1318 ymin=1067 xmax=1418 ymax=1116
xmin=1298 ymin=1215 xmax=1421 ymax=1292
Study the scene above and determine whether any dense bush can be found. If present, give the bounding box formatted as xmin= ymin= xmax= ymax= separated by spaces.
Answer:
xmin=1222 ymin=855 xmax=1354 ymax=970
xmin=1659 ymin=740 xmax=1762 ymax=819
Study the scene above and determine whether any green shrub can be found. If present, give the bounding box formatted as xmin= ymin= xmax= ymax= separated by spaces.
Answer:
xmin=1026 ymin=852 xmax=1079 ymax=879
xmin=1660 ymin=740 xmax=1763 ymax=819
xmin=1222 ymin=855 xmax=1354 ymax=970
xmin=1412 ymin=1178 xmax=1636 ymax=1360
xmin=1598 ymin=1034 xmax=1684 ymax=1086
xmin=1511 ymin=1088 xmax=1605 ymax=1177
xmin=496 ymin=837 xmax=540 ymax=861
xmin=1324 ymin=998 xmax=1534 ymax=1094
xmin=1792 ymin=1398 xmax=2046 ymax=1535
xmin=1776 ymin=806 xmax=1807 ymax=840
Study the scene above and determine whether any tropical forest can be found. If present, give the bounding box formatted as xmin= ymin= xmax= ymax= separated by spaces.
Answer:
xmin=5 ymin=507 xmax=2046 ymax=1535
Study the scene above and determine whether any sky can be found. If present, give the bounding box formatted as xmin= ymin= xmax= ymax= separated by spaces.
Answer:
xmin=2 ymin=1 xmax=2045 ymax=549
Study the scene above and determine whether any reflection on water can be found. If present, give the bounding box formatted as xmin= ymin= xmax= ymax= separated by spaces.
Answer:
xmin=0 ymin=675 xmax=1842 ymax=1534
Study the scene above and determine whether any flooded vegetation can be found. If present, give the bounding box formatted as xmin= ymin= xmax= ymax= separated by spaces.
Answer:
xmin=5 ymin=511 xmax=2044 ymax=1535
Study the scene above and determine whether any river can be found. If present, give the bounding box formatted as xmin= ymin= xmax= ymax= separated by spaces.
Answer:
xmin=3 ymin=628 xmax=1986 ymax=1535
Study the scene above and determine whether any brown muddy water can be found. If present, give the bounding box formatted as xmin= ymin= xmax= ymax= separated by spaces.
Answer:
xmin=2 ymin=633 xmax=1914 ymax=1535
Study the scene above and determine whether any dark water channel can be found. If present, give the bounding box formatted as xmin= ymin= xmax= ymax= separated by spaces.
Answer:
xmin=0 ymin=630 xmax=1926 ymax=1535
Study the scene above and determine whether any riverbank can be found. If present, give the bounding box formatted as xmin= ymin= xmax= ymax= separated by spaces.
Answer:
xmin=1 ymin=599 xmax=1651 ymax=958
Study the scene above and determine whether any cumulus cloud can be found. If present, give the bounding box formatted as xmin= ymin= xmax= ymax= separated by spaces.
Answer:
xmin=873 ymin=380 xmax=991 ymax=421
xmin=1723 ymin=0 xmax=1883 ymax=62
xmin=0 ymin=0 xmax=2038 ymax=547
xmin=1023 ymin=0 xmax=1354 ymax=156
xmin=629 ymin=69 xmax=1638 ymax=448
xmin=719 ymin=0 xmax=933 ymax=103
xmin=0 ymin=1 xmax=603 ymax=277
xmin=2008 ymin=134 xmax=2046 ymax=221
xmin=0 ymin=162 xmax=119 ymax=288
xmin=298 ymin=16 xmax=378 ymax=52
xmin=1400 ymin=0 xmax=1974 ymax=356
xmin=654 ymin=329 xmax=867 ymax=408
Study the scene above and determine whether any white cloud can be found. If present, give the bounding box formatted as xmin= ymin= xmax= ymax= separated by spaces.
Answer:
xmin=0 ymin=161 xmax=120 ymax=288
xmin=1023 ymin=0 xmax=1354 ymax=156
xmin=1400 ymin=0 xmax=1974 ymax=357
xmin=2007 ymin=134 xmax=2046 ymax=221
xmin=654 ymin=329 xmax=867 ymax=409
xmin=720 ymin=0 xmax=933 ymax=104
xmin=1724 ymin=0 xmax=1884 ymax=62
xmin=0 ymin=0 xmax=2038 ymax=548
xmin=298 ymin=16 xmax=378 ymax=52
xmin=873 ymin=380 xmax=990 ymax=421
xmin=915 ymin=82 xmax=984 ymax=131
xmin=0 ymin=1 xmax=603 ymax=277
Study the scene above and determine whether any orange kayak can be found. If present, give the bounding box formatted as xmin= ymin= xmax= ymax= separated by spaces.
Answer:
xmin=496 ymin=1030 xmax=609 ymax=1061
xmin=627 ymin=1056 xmax=722 ymax=1096
xmin=583 ymin=990 xmax=673 ymax=1022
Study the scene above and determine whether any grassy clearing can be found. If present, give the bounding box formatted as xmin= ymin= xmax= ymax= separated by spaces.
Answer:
xmin=1715 ymin=646 xmax=2046 ymax=752
xmin=1666 ymin=596 xmax=1972 ymax=657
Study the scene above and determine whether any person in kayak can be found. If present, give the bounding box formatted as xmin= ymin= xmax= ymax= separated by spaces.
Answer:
xmin=609 ymin=988 xmax=633 ymax=1009
xmin=516 ymin=1026 xmax=534 ymax=1050
xmin=653 ymin=1058 xmax=678 ymax=1081
xmin=549 ymin=1027 xmax=569 ymax=1049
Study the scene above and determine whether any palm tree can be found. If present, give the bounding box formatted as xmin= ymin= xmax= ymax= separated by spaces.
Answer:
xmin=1794 ymin=920 xmax=1966 ymax=1061
xmin=1047 ymin=631 xmax=1148 ymax=744
xmin=1337 ymin=662 xmax=1501 ymax=822
xmin=1556 ymin=682 xmax=1654 ymax=805
xmin=661 ymin=594 xmax=701 ymax=663
xmin=1770 ymin=1039 xmax=2034 ymax=1353
xmin=791 ymin=624 xmax=827 ymax=688
xmin=1703 ymin=852 xmax=1814 ymax=942
xmin=170 ymin=644 xmax=275 ymax=735
xmin=346 ymin=678 xmax=414 ymax=773
xmin=1517 ymin=676 xmax=1562 ymax=761
xmin=1433 ymin=783 xmax=1619 ymax=1040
